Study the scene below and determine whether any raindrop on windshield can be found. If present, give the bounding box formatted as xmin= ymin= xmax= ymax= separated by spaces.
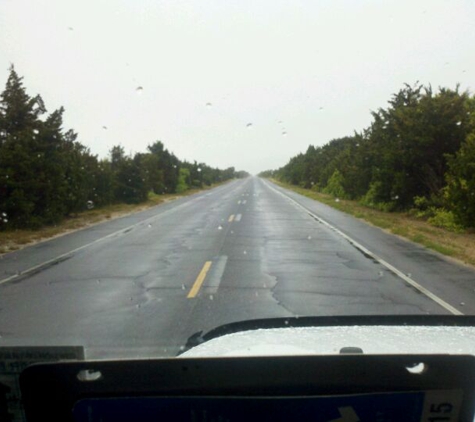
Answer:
xmin=136 ymin=86 xmax=144 ymax=94
xmin=68 ymin=27 xmax=74 ymax=31
xmin=181 ymin=284 xmax=186 ymax=290
xmin=197 ymin=168 xmax=202 ymax=172
xmin=335 ymin=198 xmax=340 ymax=202
xmin=282 ymin=131 xmax=287 ymax=136
xmin=319 ymin=107 xmax=324 ymax=111
xmin=218 ymin=225 xmax=223 ymax=230
xmin=86 ymin=200 xmax=94 ymax=210
xmin=246 ymin=123 xmax=253 ymax=128
xmin=460 ymin=302 xmax=466 ymax=306
xmin=102 ymin=126 xmax=108 ymax=130
xmin=33 ymin=129 xmax=39 ymax=135
xmin=243 ymin=250 xmax=247 ymax=255
xmin=209 ymin=295 xmax=214 ymax=301
xmin=148 ymin=224 xmax=152 ymax=228
xmin=456 ymin=121 xmax=462 ymax=126
xmin=307 ymin=235 xmax=312 ymax=240
xmin=205 ymin=102 xmax=212 ymax=108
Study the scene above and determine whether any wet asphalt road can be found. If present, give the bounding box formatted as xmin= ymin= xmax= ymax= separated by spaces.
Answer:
xmin=1 ymin=177 xmax=475 ymax=358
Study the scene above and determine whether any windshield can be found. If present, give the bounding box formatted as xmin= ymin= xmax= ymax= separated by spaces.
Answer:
xmin=1 ymin=0 xmax=475 ymax=361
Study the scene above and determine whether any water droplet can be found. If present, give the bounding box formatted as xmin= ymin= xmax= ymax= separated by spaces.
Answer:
xmin=263 ymin=283 xmax=267 ymax=288
xmin=243 ymin=250 xmax=247 ymax=255
xmin=3 ymin=219 xmax=8 ymax=223
xmin=335 ymin=198 xmax=340 ymax=202
xmin=2 ymin=212 xmax=7 ymax=217
xmin=96 ymin=279 xmax=101 ymax=284
xmin=307 ymin=235 xmax=312 ymax=240
xmin=284 ymin=320 xmax=289 ymax=325
xmin=68 ymin=27 xmax=74 ymax=31
xmin=102 ymin=126 xmax=108 ymax=130
xmin=86 ymin=200 xmax=94 ymax=210
xmin=460 ymin=302 xmax=466 ymax=306
xmin=407 ymin=273 xmax=412 ymax=278
xmin=378 ymin=271 xmax=384 ymax=277
xmin=136 ymin=86 xmax=144 ymax=93
xmin=136 ymin=304 xmax=141 ymax=309
xmin=282 ymin=131 xmax=287 ymax=136
xmin=230 ymin=230 xmax=234 ymax=234
xmin=319 ymin=107 xmax=324 ymax=111
xmin=197 ymin=168 xmax=202 ymax=172
xmin=181 ymin=284 xmax=186 ymax=290
xmin=356 ymin=143 xmax=360 ymax=147
xmin=205 ymin=102 xmax=212 ymax=107
xmin=148 ymin=224 xmax=152 ymax=228
xmin=218 ymin=225 xmax=223 ymax=230
xmin=255 ymin=291 xmax=259 ymax=297
xmin=33 ymin=129 xmax=39 ymax=135
xmin=456 ymin=121 xmax=462 ymax=126
xmin=246 ymin=123 xmax=253 ymax=128
xmin=209 ymin=295 xmax=214 ymax=300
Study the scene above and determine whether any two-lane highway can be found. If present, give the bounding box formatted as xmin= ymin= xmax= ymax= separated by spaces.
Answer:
xmin=1 ymin=177 xmax=475 ymax=358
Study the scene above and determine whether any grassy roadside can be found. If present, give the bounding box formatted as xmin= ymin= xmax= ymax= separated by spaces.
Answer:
xmin=0 ymin=182 xmax=227 ymax=256
xmin=271 ymin=179 xmax=475 ymax=268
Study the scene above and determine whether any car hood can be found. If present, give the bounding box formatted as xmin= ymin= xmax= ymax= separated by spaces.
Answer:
xmin=181 ymin=324 xmax=475 ymax=358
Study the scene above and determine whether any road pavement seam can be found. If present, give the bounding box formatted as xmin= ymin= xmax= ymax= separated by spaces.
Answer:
xmin=263 ymin=180 xmax=463 ymax=316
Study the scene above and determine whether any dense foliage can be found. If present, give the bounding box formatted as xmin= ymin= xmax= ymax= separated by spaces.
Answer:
xmin=0 ymin=67 xmax=247 ymax=230
xmin=263 ymin=83 xmax=475 ymax=228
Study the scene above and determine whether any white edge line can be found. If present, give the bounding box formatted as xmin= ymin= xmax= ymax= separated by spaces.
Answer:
xmin=264 ymin=180 xmax=463 ymax=316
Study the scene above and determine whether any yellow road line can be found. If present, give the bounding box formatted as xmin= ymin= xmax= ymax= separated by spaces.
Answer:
xmin=187 ymin=261 xmax=212 ymax=298
xmin=228 ymin=214 xmax=235 ymax=222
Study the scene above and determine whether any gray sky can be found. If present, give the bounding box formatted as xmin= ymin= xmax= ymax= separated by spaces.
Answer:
xmin=1 ymin=0 xmax=474 ymax=174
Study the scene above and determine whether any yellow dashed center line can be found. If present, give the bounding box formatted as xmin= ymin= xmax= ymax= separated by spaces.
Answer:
xmin=187 ymin=261 xmax=212 ymax=298
xmin=228 ymin=214 xmax=235 ymax=222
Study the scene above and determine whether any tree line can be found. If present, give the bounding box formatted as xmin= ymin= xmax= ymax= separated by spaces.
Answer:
xmin=0 ymin=66 xmax=247 ymax=230
xmin=261 ymin=83 xmax=475 ymax=229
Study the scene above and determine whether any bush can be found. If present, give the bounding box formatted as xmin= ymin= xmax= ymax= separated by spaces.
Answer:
xmin=323 ymin=170 xmax=347 ymax=198
xmin=427 ymin=209 xmax=464 ymax=233
xmin=359 ymin=182 xmax=396 ymax=211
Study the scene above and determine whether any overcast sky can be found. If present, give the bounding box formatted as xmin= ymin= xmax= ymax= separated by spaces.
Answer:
xmin=1 ymin=0 xmax=474 ymax=174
